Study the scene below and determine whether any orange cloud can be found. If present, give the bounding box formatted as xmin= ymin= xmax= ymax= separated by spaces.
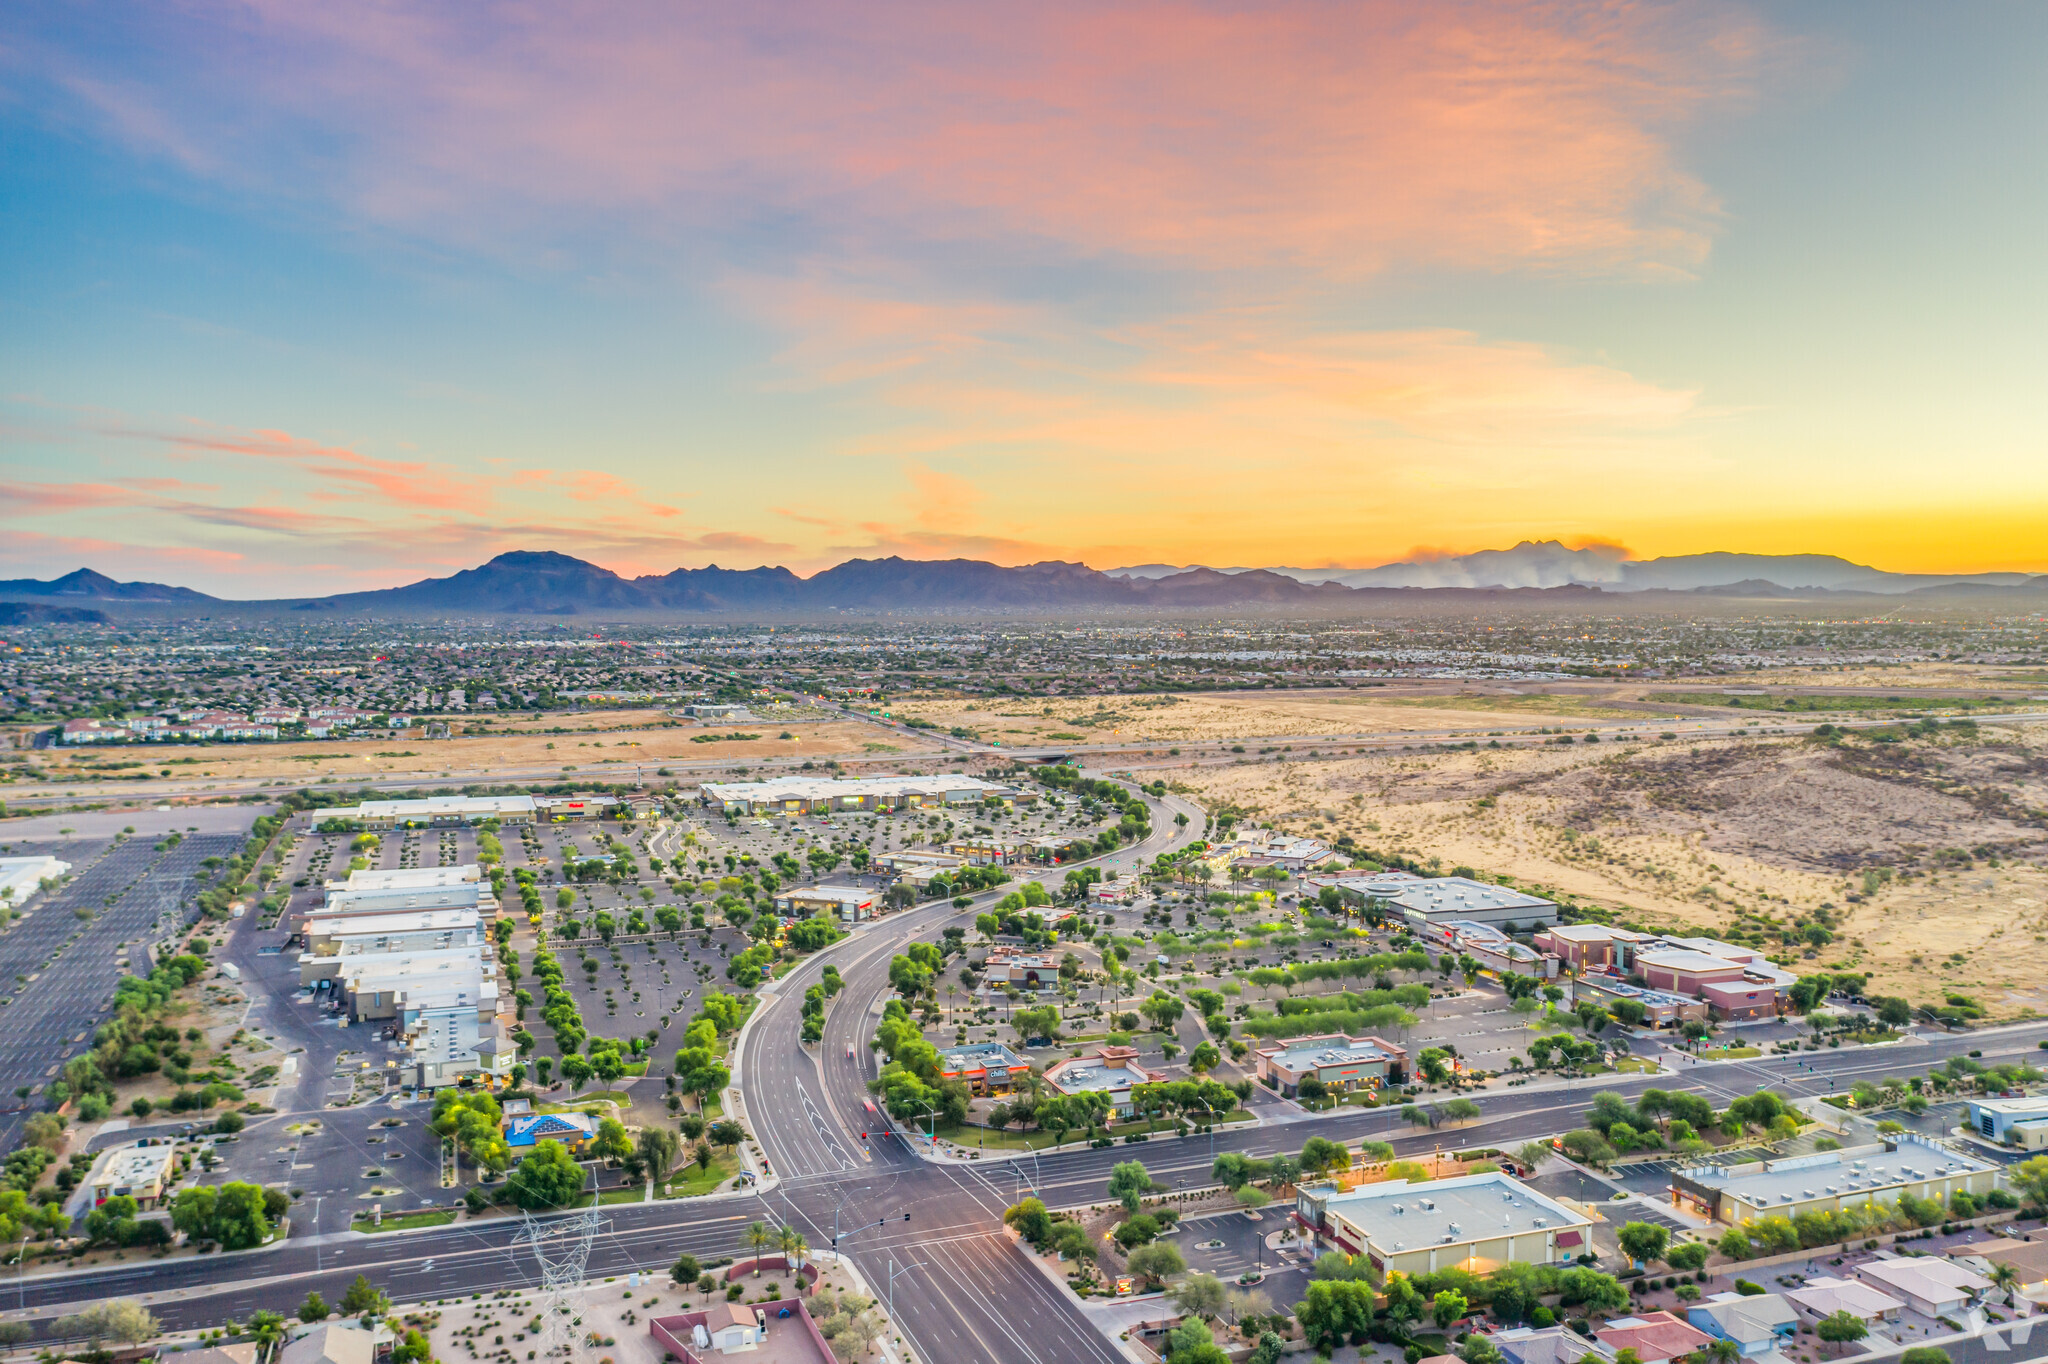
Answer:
xmin=46 ymin=2 xmax=1781 ymax=279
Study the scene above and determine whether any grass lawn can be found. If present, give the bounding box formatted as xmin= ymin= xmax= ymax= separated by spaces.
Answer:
xmin=1610 ymin=1057 xmax=1660 ymax=1073
xmin=537 ymin=1090 xmax=634 ymax=1112
xmin=661 ymin=1150 xmax=741 ymax=1198
xmin=1707 ymin=1046 xmax=1762 ymax=1059
xmin=353 ymin=1208 xmax=456 ymax=1232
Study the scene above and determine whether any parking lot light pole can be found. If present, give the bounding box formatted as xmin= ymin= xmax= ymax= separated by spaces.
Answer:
xmin=311 ymin=1196 xmax=324 ymax=1272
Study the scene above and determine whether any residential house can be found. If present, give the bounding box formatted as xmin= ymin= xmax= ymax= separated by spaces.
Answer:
xmin=1784 ymin=1276 xmax=1904 ymax=1323
xmin=1686 ymin=1293 xmax=1799 ymax=1355
xmin=278 ymin=1322 xmax=385 ymax=1364
xmin=1493 ymin=1326 xmax=1616 ymax=1364
xmin=1853 ymin=1256 xmax=1991 ymax=1318
xmin=1593 ymin=1313 xmax=1715 ymax=1364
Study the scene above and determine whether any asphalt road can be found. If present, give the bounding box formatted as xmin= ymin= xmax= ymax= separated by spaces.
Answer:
xmin=18 ymin=770 xmax=2048 ymax=1363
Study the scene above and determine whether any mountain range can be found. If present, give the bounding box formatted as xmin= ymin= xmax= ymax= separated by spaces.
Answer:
xmin=1109 ymin=541 xmax=2042 ymax=593
xmin=1 ymin=545 xmax=2043 ymax=617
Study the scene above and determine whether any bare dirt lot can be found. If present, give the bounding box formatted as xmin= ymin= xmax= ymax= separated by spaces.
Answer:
xmin=27 ymin=714 xmax=928 ymax=785
xmin=1176 ymin=719 xmax=2048 ymax=1013
xmin=887 ymin=688 xmax=1683 ymax=744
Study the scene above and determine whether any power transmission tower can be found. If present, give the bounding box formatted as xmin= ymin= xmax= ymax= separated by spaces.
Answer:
xmin=518 ymin=1208 xmax=606 ymax=1358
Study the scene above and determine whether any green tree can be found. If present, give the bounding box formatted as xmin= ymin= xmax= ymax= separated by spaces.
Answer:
xmin=1433 ymin=1288 xmax=1470 ymax=1331
xmin=670 ymin=1253 xmax=701 ymax=1288
xmin=636 ymin=1125 xmax=681 ymax=1187
xmin=1126 ymin=1241 xmax=1186 ymax=1288
xmin=1004 ymin=1198 xmax=1054 ymax=1248
xmin=1173 ymin=1273 xmax=1229 ymax=1321
xmin=59 ymin=1300 xmax=158 ymax=1349
xmin=1616 ymin=1221 xmax=1670 ymax=1270
xmin=298 ymin=1292 xmax=330 ymax=1324
xmin=1380 ymin=1273 xmax=1425 ymax=1330
xmin=2010 ymin=1155 xmax=2048 ymax=1212
xmin=341 ymin=1273 xmax=389 ymax=1320
xmin=1108 ymin=1159 xmax=1155 ymax=1214
xmin=1817 ymin=1311 xmax=1869 ymax=1352
xmin=592 ymin=1117 xmax=632 ymax=1163
xmin=1296 ymin=1279 xmax=1374 ymax=1351
xmin=1300 ymin=1137 xmax=1351 ymax=1178
xmin=505 ymin=1139 xmax=586 ymax=1210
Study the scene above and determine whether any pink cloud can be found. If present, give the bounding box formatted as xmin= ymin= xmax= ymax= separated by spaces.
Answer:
xmin=38 ymin=2 xmax=1784 ymax=279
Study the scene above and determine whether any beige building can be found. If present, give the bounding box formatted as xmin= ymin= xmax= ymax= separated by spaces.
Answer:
xmin=84 ymin=1140 xmax=178 ymax=1209
xmin=1670 ymin=1139 xmax=1996 ymax=1225
xmin=1296 ymin=1172 xmax=1595 ymax=1278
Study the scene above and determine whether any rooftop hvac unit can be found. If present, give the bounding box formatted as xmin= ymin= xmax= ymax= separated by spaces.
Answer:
xmin=1534 ymin=1218 xmax=1548 ymax=1228
xmin=1421 ymin=1199 xmax=1436 ymax=1211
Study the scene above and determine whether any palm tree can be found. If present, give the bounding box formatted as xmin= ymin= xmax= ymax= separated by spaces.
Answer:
xmin=776 ymin=1223 xmax=801 ymax=1268
xmin=1988 ymin=1262 xmax=2020 ymax=1301
xmin=246 ymin=1311 xmax=288 ymax=1363
xmin=746 ymin=1220 xmax=772 ymax=1273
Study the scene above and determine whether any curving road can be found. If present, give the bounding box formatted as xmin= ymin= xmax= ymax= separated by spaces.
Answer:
xmin=17 ymin=769 xmax=2048 ymax=1364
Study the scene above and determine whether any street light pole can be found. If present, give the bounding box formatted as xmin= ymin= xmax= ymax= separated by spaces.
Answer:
xmin=887 ymin=1258 xmax=928 ymax=1327
xmin=312 ymin=1196 xmax=324 ymax=1274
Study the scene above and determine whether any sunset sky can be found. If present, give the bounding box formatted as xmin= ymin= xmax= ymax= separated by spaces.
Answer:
xmin=4 ymin=1 xmax=2046 ymax=595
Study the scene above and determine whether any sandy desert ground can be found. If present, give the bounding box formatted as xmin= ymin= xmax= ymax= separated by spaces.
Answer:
xmin=1175 ymin=719 xmax=2048 ymax=1013
xmin=18 ymin=713 xmax=930 ymax=785
xmin=887 ymin=688 xmax=1680 ymax=745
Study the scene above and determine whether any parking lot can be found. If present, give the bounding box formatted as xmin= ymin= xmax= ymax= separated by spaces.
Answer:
xmin=1172 ymin=1207 xmax=1309 ymax=1313
xmin=0 ymin=827 xmax=245 ymax=1150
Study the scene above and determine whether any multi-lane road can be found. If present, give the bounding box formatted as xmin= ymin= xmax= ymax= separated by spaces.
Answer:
xmin=17 ymin=771 xmax=2048 ymax=1362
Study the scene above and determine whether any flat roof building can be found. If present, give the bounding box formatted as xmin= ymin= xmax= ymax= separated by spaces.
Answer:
xmin=0 ymin=854 xmax=69 ymax=906
xmin=934 ymin=1041 xmax=1031 ymax=1094
xmin=1295 ymin=1171 xmax=1594 ymax=1278
xmin=83 ymin=1141 xmax=177 ymax=1208
xmin=774 ymin=884 xmax=877 ymax=921
xmin=980 ymin=949 xmax=1062 ymax=997
xmin=1533 ymin=924 xmax=1659 ymax=972
xmin=1574 ymin=974 xmax=1707 ymax=1027
xmin=1634 ymin=949 xmax=1748 ymax=995
xmin=1378 ymin=876 xmax=1558 ymax=930
xmin=318 ymin=795 xmax=539 ymax=828
xmin=1255 ymin=1034 xmax=1407 ymax=1097
xmin=1966 ymin=1095 xmax=2048 ymax=1149
xmin=1044 ymin=1046 xmax=1164 ymax=1117
xmin=699 ymin=774 xmax=1028 ymax=815
xmin=1669 ymin=1138 xmax=1996 ymax=1225
xmin=300 ymin=908 xmax=482 ymax=984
